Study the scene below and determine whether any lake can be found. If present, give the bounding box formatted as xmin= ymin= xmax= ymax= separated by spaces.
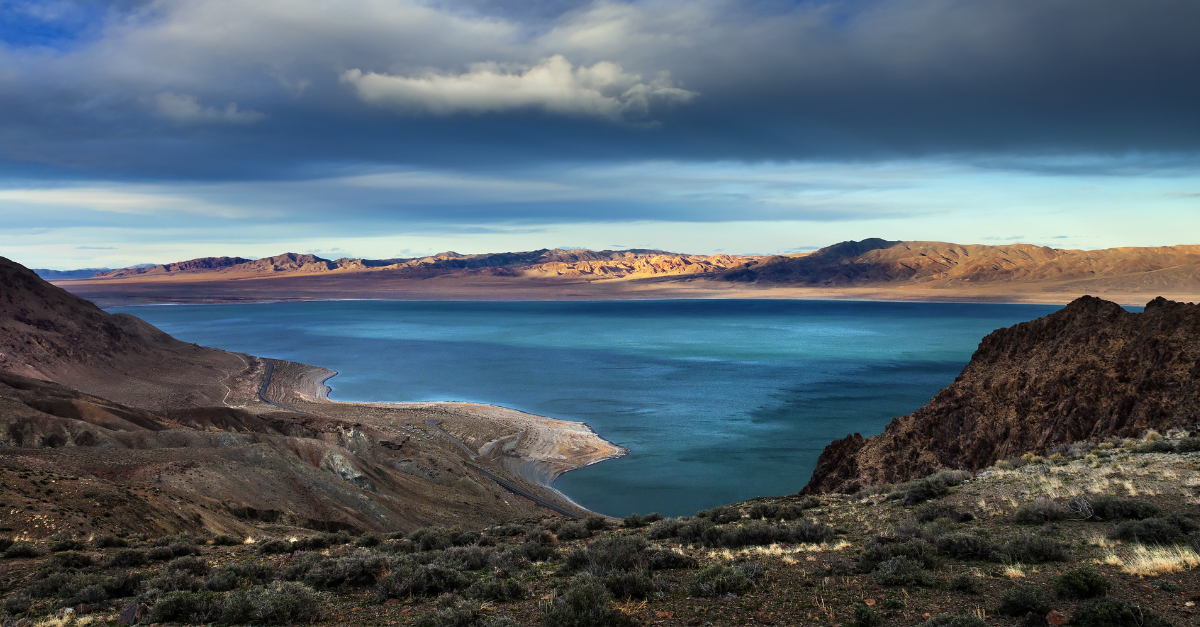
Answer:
xmin=111 ymin=299 xmax=1060 ymax=517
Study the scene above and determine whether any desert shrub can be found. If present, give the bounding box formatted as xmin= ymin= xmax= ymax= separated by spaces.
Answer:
xmin=50 ymin=551 xmax=93 ymax=568
xmin=621 ymin=514 xmax=646 ymax=528
xmin=871 ymin=557 xmax=938 ymax=587
xmin=1051 ymin=566 xmax=1109 ymax=599
xmin=541 ymin=576 xmax=632 ymax=627
xmin=904 ymin=476 xmax=951 ymax=505
xmin=100 ymin=571 xmax=142 ymax=599
xmin=153 ymin=533 xmax=197 ymax=547
xmin=1110 ymin=514 xmax=1198 ymax=544
xmin=923 ymin=615 xmax=988 ymax=627
xmin=1089 ymin=496 xmax=1161 ymax=520
xmin=206 ymin=561 xmax=274 ymax=591
xmin=65 ymin=584 xmax=108 ymax=606
xmin=409 ymin=527 xmax=480 ymax=552
xmin=355 ymin=532 xmax=381 ymax=547
xmin=94 ymin=534 xmax=128 ymax=548
xmin=375 ymin=563 xmax=467 ymax=599
xmin=254 ymin=581 xmax=321 ymax=624
xmin=415 ymin=600 xmax=516 ymax=627
xmin=852 ymin=603 xmax=884 ymax=627
xmin=603 ymin=570 xmax=656 ymax=599
xmin=511 ymin=540 xmax=557 ymax=563
xmin=293 ymin=531 xmax=352 ymax=551
xmin=3 ymin=542 xmax=39 ymax=559
xmin=467 ymin=577 xmax=526 ymax=602
xmin=107 ymin=549 xmax=147 ymax=567
xmin=440 ymin=546 xmax=492 ymax=571
xmin=27 ymin=571 xmax=83 ymax=598
xmin=642 ymin=513 xmax=663 ymax=523
xmin=256 ymin=538 xmax=294 ymax=555
xmin=719 ymin=520 xmax=790 ymax=548
xmin=556 ymin=522 xmax=592 ymax=541
xmin=50 ymin=539 xmax=85 ymax=552
xmin=915 ymin=503 xmax=974 ymax=523
xmin=3 ymin=592 xmax=31 ymax=615
xmin=583 ymin=516 xmax=609 ymax=531
xmin=150 ymin=590 xmax=224 ymax=623
xmin=859 ymin=537 xmax=937 ymax=571
xmin=204 ymin=570 xmax=239 ymax=593
xmin=144 ymin=570 xmax=201 ymax=597
xmin=210 ymin=535 xmax=242 ymax=547
xmin=487 ymin=524 xmax=528 ymax=537
xmin=647 ymin=548 xmax=697 ymax=570
xmin=935 ymin=533 xmax=1000 ymax=561
xmin=707 ymin=506 xmax=742 ymax=524
xmin=790 ymin=520 xmax=836 ymax=543
xmin=1014 ymin=498 xmax=1069 ymax=524
xmin=1001 ymin=534 xmax=1066 ymax=563
xmin=996 ymin=584 xmax=1051 ymax=616
xmin=0 ymin=538 xmax=12 ymax=552
xmin=1071 ymin=598 xmax=1172 ymax=627
xmin=686 ymin=565 xmax=753 ymax=597
xmin=646 ymin=518 xmax=685 ymax=540
xmin=167 ymin=555 xmax=211 ymax=576
xmin=530 ymin=529 xmax=558 ymax=546
xmin=948 ymin=572 xmax=981 ymax=594
xmin=147 ymin=546 xmax=177 ymax=561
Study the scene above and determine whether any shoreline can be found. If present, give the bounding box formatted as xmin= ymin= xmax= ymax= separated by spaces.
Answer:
xmin=269 ymin=365 xmax=627 ymax=515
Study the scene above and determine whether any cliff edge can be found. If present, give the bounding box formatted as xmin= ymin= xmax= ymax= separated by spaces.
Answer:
xmin=803 ymin=295 xmax=1200 ymax=494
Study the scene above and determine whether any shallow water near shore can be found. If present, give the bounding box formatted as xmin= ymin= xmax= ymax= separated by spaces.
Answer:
xmin=113 ymin=299 xmax=1061 ymax=517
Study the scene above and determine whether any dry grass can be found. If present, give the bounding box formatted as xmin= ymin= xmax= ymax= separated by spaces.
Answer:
xmin=1107 ymin=545 xmax=1200 ymax=576
xmin=1003 ymin=563 xmax=1027 ymax=578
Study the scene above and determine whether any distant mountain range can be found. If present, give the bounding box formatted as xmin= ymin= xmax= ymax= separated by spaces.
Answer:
xmin=32 ymin=264 xmax=155 ymax=280
xmin=41 ymin=239 xmax=1200 ymax=306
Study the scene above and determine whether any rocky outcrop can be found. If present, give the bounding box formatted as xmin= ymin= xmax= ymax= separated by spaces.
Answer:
xmin=803 ymin=295 xmax=1200 ymax=494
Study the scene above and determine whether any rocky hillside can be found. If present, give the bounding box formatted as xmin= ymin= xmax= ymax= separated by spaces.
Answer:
xmin=804 ymin=295 xmax=1200 ymax=494
xmin=724 ymin=239 xmax=1200 ymax=291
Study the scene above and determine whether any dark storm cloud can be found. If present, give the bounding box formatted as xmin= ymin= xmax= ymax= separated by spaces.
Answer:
xmin=0 ymin=0 xmax=1197 ymax=181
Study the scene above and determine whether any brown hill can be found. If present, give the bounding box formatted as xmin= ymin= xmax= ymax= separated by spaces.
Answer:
xmin=0 ymin=255 xmax=245 ymax=409
xmin=803 ymin=295 xmax=1200 ymax=494
xmin=724 ymin=239 xmax=1200 ymax=290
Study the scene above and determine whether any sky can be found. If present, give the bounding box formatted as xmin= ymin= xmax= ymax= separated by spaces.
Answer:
xmin=1 ymin=0 xmax=1198 ymax=269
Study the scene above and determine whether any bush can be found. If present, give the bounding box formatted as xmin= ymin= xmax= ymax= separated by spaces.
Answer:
xmin=643 ymin=513 xmax=663 ymax=523
xmin=859 ymin=537 xmax=937 ymax=572
xmin=0 ymin=538 xmax=12 ymax=552
xmin=66 ymin=584 xmax=109 ymax=606
xmin=439 ymin=546 xmax=492 ymax=571
xmin=935 ymin=533 xmax=1000 ymax=561
xmin=556 ymin=522 xmax=592 ymax=541
xmin=3 ymin=592 xmax=31 ymax=615
xmin=1014 ymin=498 xmax=1069 ymax=524
xmin=707 ymin=506 xmax=742 ymax=524
xmin=355 ymin=532 xmax=381 ymax=547
xmin=904 ymin=476 xmax=951 ymax=505
xmin=410 ymin=527 xmax=480 ymax=551
xmin=923 ymin=615 xmax=988 ymax=627
xmin=1089 ymin=496 xmax=1161 ymax=520
xmin=50 ymin=551 xmax=94 ymax=568
xmin=621 ymin=514 xmax=646 ymax=528
xmin=511 ymin=540 xmax=557 ymax=563
xmin=3 ymin=542 xmax=39 ymax=559
xmin=50 ymin=539 xmax=85 ymax=552
xmin=144 ymin=570 xmax=201 ymax=597
xmin=167 ymin=555 xmax=211 ymax=576
xmin=102 ymin=571 xmax=145 ymax=599
xmin=852 ymin=603 xmax=884 ymax=627
xmin=256 ymin=538 xmax=294 ymax=555
xmin=94 ymin=534 xmax=128 ymax=548
xmin=871 ymin=556 xmax=938 ymax=587
xmin=294 ymin=531 xmax=352 ymax=551
xmin=415 ymin=600 xmax=516 ymax=627
xmin=205 ymin=561 xmax=274 ymax=592
xmin=915 ymin=503 xmax=974 ymax=523
xmin=150 ymin=590 xmax=225 ymax=623
xmin=583 ymin=516 xmax=609 ymax=531
xmin=1110 ymin=514 xmax=1198 ymax=544
xmin=1001 ymin=534 xmax=1067 ymax=563
xmin=108 ymin=549 xmax=147 ymax=567
xmin=541 ymin=576 xmax=632 ymax=627
xmin=646 ymin=518 xmax=684 ymax=540
xmin=487 ymin=524 xmax=528 ymax=537
xmin=467 ymin=577 xmax=526 ymax=602
xmin=948 ymin=573 xmax=981 ymax=594
xmin=375 ymin=563 xmax=467 ymax=599
xmin=27 ymin=571 xmax=83 ymax=598
xmin=1051 ymin=566 xmax=1109 ymax=599
xmin=210 ymin=535 xmax=242 ymax=547
xmin=147 ymin=546 xmax=176 ymax=561
xmin=1071 ymin=598 xmax=1172 ymax=627
xmin=996 ymin=584 xmax=1051 ymax=616
xmin=685 ymin=564 xmax=753 ymax=596
xmin=603 ymin=570 xmax=656 ymax=600
xmin=567 ymin=536 xmax=647 ymax=575
xmin=254 ymin=581 xmax=321 ymax=624
xmin=646 ymin=548 xmax=697 ymax=570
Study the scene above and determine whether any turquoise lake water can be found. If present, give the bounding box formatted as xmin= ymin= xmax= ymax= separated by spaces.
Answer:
xmin=111 ymin=300 xmax=1061 ymax=517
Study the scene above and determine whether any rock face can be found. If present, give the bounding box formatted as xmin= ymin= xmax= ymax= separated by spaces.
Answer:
xmin=803 ymin=295 xmax=1200 ymax=494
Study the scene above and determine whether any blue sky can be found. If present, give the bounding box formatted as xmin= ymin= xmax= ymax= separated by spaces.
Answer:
xmin=1 ymin=0 xmax=1198 ymax=269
